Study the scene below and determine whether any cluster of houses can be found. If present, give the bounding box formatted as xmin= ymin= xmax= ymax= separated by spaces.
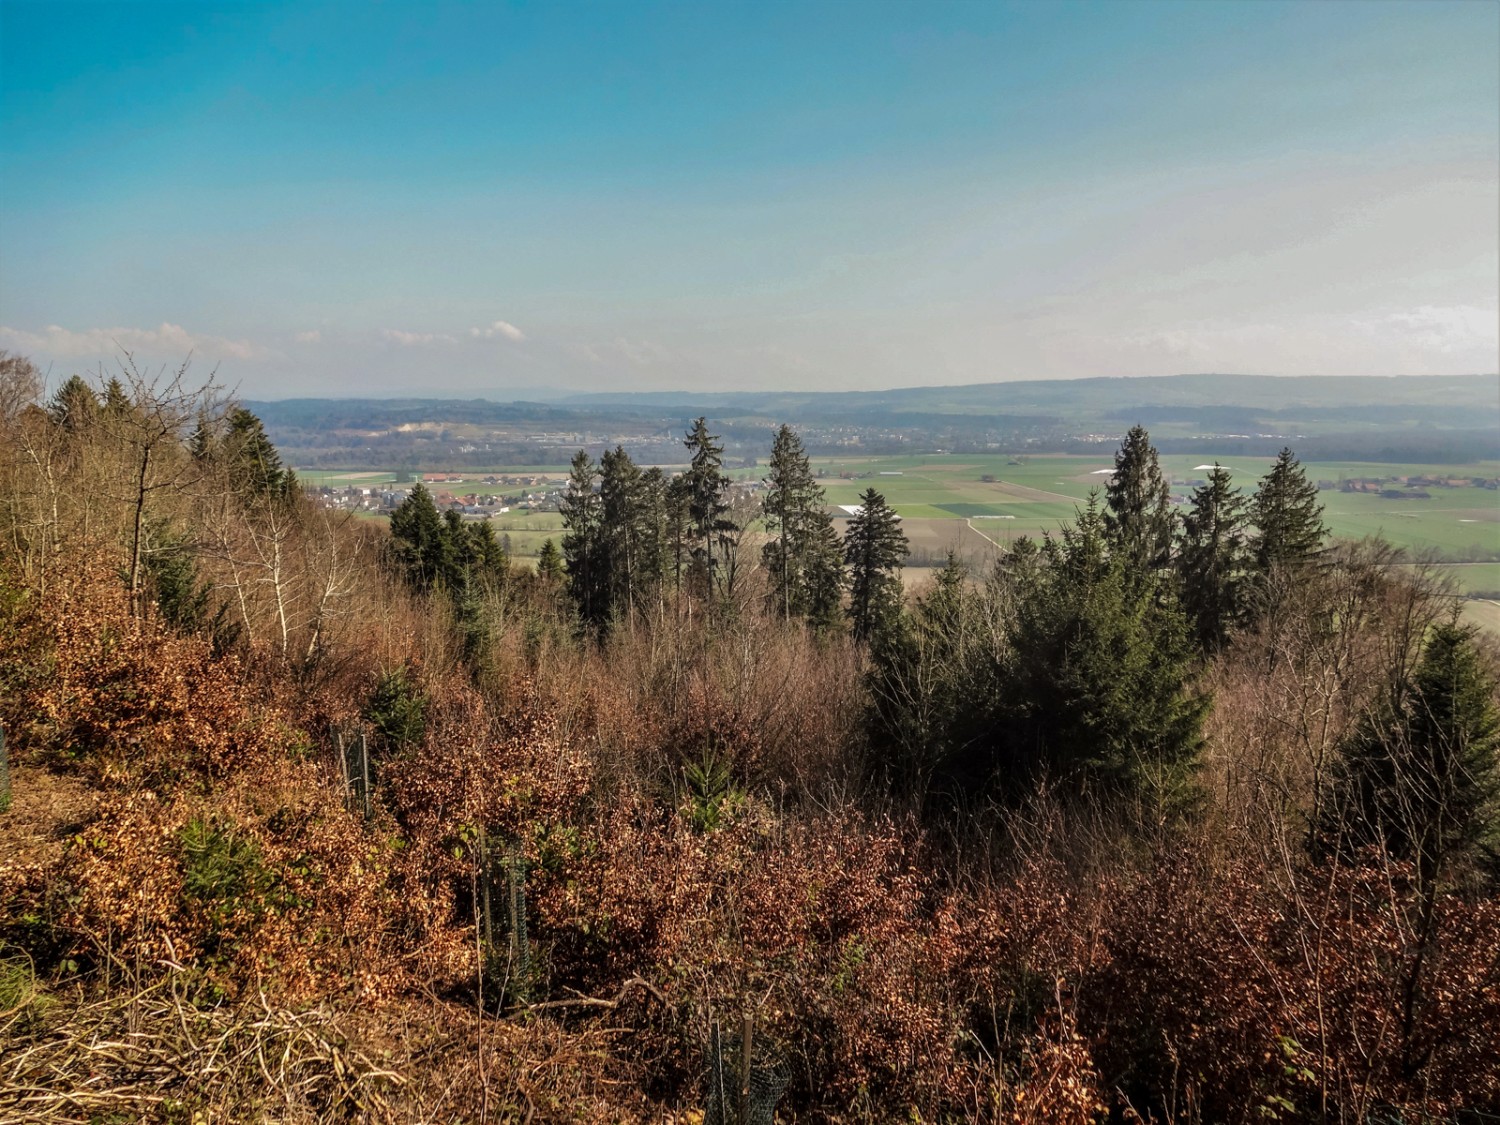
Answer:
xmin=1333 ymin=475 xmax=1498 ymax=495
xmin=312 ymin=475 xmax=570 ymax=518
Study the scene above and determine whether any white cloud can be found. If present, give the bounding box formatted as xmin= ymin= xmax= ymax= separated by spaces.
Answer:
xmin=294 ymin=329 xmax=322 ymax=344
xmin=1356 ymin=305 xmax=1499 ymax=355
xmin=381 ymin=329 xmax=455 ymax=346
xmin=611 ymin=336 xmax=675 ymax=368
xmin=0 ymin=321 xmax=260 ymax=361
xmin=470 ymin=320 xmax=525 ymax=342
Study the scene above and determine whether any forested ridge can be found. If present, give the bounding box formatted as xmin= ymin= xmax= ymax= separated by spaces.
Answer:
xmin=1 ymin=353 xmax=1497 ymax=1123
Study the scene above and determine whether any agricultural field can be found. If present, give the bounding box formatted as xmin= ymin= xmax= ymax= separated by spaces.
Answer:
xmin=809 ymin=453 xmax=1499 ymax=586
xmin=300 ymin=453 xmax=1499 ymax=589
xmin=483 ymin=511 xmax=567 ymax=559
xmin=1461 ymin=599 xmax=1500 ymax=635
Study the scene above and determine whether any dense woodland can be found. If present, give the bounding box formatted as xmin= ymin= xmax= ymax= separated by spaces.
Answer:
xmin=1 ymin=353 xmax=1497 ymax=1123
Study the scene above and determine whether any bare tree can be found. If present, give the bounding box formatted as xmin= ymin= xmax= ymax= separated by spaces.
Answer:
xmin=100 ymin=356 xmax=222 ymax=617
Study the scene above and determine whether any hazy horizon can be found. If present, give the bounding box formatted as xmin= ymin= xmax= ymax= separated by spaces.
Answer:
xmin=3 ymin=0 xmax=1497 ymax=399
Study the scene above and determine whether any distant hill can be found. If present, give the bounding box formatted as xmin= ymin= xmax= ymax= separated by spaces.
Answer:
xmin=248 ymin=373 xmax=1500 ymax=469
xmin=561 ymin=373 xmax=1498 ymax=425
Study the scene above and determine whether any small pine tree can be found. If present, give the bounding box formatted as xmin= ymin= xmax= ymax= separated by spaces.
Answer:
xmin=560 ymin=449 xmax=607 ymax=627
xmin=801 ymin=510 xmax=848 ymax=632
xmin=1103 ymin=425 xmax=1174 ymax=579
xmin=47 ymin=374 xmax=99 ymax=432
xmin=225 ymin=407 xmax=291 ymax=498
xmin=844 ymin=488 xmax=907 ymax=641
xmin=365 ymin=665 xmax=428 ymax=750
xmin=536 ymin=538 xmax=565 ymax=582
xmin=1325 ymin=620 xmax=1500 ymax=887
xmin=682 ymin=418 xmax=733 ymax=594
xmin=761 ymin=425 xmax=827 ymax=620
xmin=1000 ymin=497 xmax=1207 ymax=812
xmin=1177 ymin=463 xmax=1251 ymax=651
xmin=1252 ymin=447 xmax=1325 ymax=574
xmin=388 ymin=484 xmax=453 ymax=593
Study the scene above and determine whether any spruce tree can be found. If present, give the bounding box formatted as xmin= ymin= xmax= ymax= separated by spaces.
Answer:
xmin=47 ymin=374 xmax=99 ymax=432
xmin=681 ymin=418 xmax=733 ymax=594
xmin=559 ymin=449 xmax=607 ymax=627
xmin=1177 ymin=463 xmax=1251 ymax=652
xmin=1252 ymin=447 xmax=1325 ymax=574
xmin=844 ymin=488 xmax=907 ymax=641
xmin=801 ymin=509 xmax=848 ymax=631
xmin=635 ymin=466 xmax=670 ymax=605
xmin=600 ymin=445 xmax=652 ymax=624
xmin=388 ymin=484 xmax=453 ymax=593
xmin=1000 ymin=497 xmax=1206 ymax=812
xmin=225 ymin=407 xmax=291 ymax=498
xmin=536 ymin=539 xmax=565 ymax=583
xmin=1325 ymin=620 xmax=1500 ymax=887
xmin=1103 ymin=425 xmax=1174 ymax=578
xmin=762 ymin=424 xmax=827 ymax=619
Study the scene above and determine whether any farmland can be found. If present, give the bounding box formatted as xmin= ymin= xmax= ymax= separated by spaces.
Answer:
xmin=811 ymin=453 xmax=1499 ymax=576
xmin=298 ymin=453 xmax=1500 ymax=593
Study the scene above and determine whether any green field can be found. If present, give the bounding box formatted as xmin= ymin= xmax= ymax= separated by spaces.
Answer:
xmin=301 ymin=453 xmax=1499 ymax=584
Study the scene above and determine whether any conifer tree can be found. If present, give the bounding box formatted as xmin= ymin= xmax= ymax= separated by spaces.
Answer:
xmin=224 ymin=407 xmax=292 ymax=499
xmin=559 ymin=449 xmax=607 ymax=627
xmin=1252 ymin=447 xmax=1325 ymax=574
xmin=636 ymin=466 xmax=670 ymax=605
xmin=681 ymin=418 xmax=733 ymax=594
xmin=600 ymin=445 xmax=657 ymax=624
xmin=762 ymin=424 xmax=827 ymax=620
xmin=801 ymin=509 xmax=848 ymax=631
xmin=1103 ymin=425 xmax=1174 ymax=578
xmin=47 ymin=374 xmax=99 ymax=432
xmin=388 ymin=484 xmax=453 ymax=593
xmin=1325 ymin=620 xmax=1500 ymax=887
xmin=844 ymin=488 xmax=907 ymax=641
xmin=463 ymin=519 xmax=509 ymax=579
xmin=1000 ymin=497 xmax=1206 ymax=811
xmin=536 ymin=538 xmax=564 ymax=583
xmin=1177 ymin=463 xmax=1251 ymax=652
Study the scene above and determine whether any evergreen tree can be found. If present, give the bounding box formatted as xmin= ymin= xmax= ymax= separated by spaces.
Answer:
xmin=559 ymin=449 xmax=607 ymax=627
xmin=801 ymin=509 xmax=848 ymax=631
xmin=47 ymin=374 xmax=99 ymax=432
xmin=225 ymin=407 xmax=291 ymax=499
xmin=999 ymin=497 xmax=1207 ymax=811
xmin=536 ymin=538 xmax=565 ymax=583
xmin=844 ymin=488 xmax=907 ymax=641
xmin=664 ymin=472 xmax=693 ymax=595
xmin=635 ymin=466 xmax=670 ymax=606
xmin=600 ymin=445 xmax=647 ymax=623
xmin=101 ymin=376 xmax=133 ymax=418
xmin=464 ymin=519 xmax=509 ymax=580
xmin=388 ymin=484 xmax=453 ymax=593
xmin=141 ymin=518 xmax=240 ymax=653
xmin=1177 ymin=463 xmax=1251 ymax=652
xmin=442 ymin=511 xmax=493 ymax=663
xmin=1252 ymin=447 xmax=1326 ymax=574
xmin=681 ymin=418 xmax=733 ymax=594
xmin=188 ymin=413 xmax=215 ymax=461
xmin=761 ymin=425 xmax=827 ymax=619
xmin=866 ymin=553 xmax=992 ymax=794
xmin=1324 ymin=621 xmax=1500 ymax=887
xmin=1103 ymin=424 xmax=1174 ymax=578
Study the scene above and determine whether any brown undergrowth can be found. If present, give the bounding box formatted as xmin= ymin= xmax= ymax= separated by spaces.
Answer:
xmin=2 ymin=544 xmax=1496 ymax=1122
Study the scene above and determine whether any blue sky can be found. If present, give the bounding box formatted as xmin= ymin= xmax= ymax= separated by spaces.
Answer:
xmin=1 ymin=0 xmax=1496 ymax=397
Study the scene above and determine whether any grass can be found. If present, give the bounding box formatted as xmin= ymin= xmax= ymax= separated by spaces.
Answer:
xmin=812 ymin=453 xmax=1499 ymax=562
xmin=1461 ymin=599 xmax=1500 ymax=635
xmin=303 ymin=453 xmax=1499 ymax=572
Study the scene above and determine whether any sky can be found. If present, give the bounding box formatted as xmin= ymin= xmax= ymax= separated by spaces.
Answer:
xmin=1 ymin=0 xmax=1496 ymax=399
